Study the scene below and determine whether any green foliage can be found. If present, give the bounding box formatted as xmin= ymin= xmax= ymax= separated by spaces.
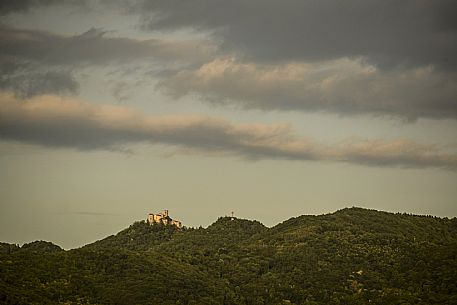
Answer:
xmin=1 ymin=208 xmax=456 ymax=304
xmin=0 ymin=242 xmax=20 ymax=254
xmin=85 ymin=220 xmax=180 ymax=251
xmin=20 ymin=240 xmax=64 ymax=253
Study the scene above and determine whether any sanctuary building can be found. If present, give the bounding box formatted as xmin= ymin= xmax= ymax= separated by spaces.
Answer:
xmin=147 ymin=210 xmax=182 ymax=228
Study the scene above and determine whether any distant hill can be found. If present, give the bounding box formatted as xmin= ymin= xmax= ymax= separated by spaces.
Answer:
xmin=20 ymin=240 xmax=64 ymax=253
xmin=1 ymin=207 xmax=456 ymax=304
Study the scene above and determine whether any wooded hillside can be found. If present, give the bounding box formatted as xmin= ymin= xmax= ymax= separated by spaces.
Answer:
xmin=1 ymin=207 xmax=456 ymax=304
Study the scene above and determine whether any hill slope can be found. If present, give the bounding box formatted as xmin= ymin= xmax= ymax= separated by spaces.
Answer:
xmin=1 ymin=208 xmax=456 ymax=304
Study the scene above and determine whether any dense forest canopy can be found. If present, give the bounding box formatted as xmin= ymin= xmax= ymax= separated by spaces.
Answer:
xmin=1 ymin=207 xmax=456 ymax=304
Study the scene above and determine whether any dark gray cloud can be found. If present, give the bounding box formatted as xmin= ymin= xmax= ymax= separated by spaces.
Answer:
xmin=0 ymin=0 xmax=92 ymax=15
xmin=0 ymin=24 xmax=214 ymax=96
xmin=138 ymin=0 xmax=457 ymax=70
xmin=0 ymin=25 xmax=214 ymax=66
xmin=159 ymin=58 xmax=457 ymax=121
xmin=0 ymin=70 xmax=78 ymax=97
xmin=1 ymin=93 xmax=456 ymax=170
xmin=0 ymin=0 xmax=60 ymax=15
xmin=1 ymin=1 xmax=456 ymax=120
xmin=14 ymin=0 xmax=455 ymax=69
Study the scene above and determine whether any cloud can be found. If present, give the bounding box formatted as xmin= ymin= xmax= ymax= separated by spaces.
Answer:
xmin=12 ymin=1 xmax=455 ymax=70
xmin=3 ymin=4 xmax=455 ymax=120
xmin=0 ymin=24 xmax=215 ymax=97
xmin=0 ymin=0 xmax=61 ymax=15
xmin=158 ymin=57 xmax=457 ymax=120
xmin=0 ymin=25 xmax=215 ymax=66
xmin=130 ymin=0 xmax=457 ymax=121
xmin=1 ymin=93 xmax=456 ymax=170
xmin=138 ymin=0 xmax=457 ymax=71
xmin=0 ymin=70 xmax=78 ymax=97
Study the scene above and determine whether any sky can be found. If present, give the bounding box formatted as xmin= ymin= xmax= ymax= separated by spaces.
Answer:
xmin=1 ymin=0 xmax=456 ymax=249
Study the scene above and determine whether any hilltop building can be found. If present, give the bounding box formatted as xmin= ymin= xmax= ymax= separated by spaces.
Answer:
xmin=147 ymin=210 xmax=182 ymax=228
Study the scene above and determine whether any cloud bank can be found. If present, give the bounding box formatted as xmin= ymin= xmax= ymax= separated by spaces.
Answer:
xmin=0 ymin=0 xmax=61 ymax=15
xmin=4 ymin=0 xmax=456 ymax=70
xmin=1 ymin=93 xmax=456 ymax=170
xmin=135 ymin=0 xmax=457 ymax=120
xmin=159 ymin=58 xmax=457 ymax=120
xmin=0 ymin=25 xmax=214 ymax=97
xmin=138 ymin=0 xmax=457 ymax=70
xmin=0 ymin=25 xmax=214 ymax=66
xmin=2 ymin=2 xmax=456 ymax=121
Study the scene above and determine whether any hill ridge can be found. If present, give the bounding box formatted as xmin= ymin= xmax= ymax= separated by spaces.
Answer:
xmin=1 ymin=207 xmax=456 ymax=304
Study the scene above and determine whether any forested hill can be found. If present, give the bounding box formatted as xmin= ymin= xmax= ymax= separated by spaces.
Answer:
xmin=1 ymin=208 xmax=457 ymax=304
